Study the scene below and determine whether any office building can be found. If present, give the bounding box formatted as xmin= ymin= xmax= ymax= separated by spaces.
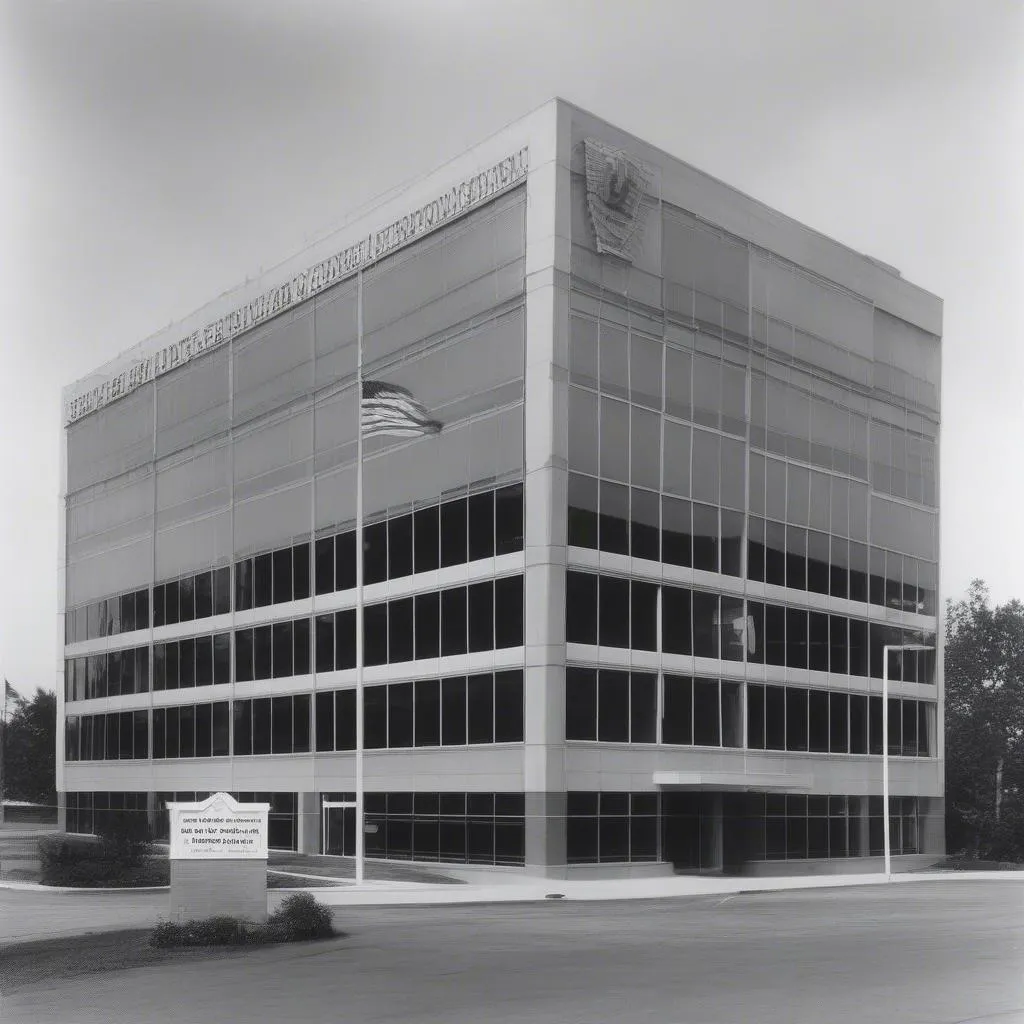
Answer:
xmin=58 ymin=99 xmax=943 ymax=876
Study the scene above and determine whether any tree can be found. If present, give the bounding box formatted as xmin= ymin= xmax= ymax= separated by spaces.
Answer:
xmin=944 ymin=581 xmax=1024 ymax=860
xmin=1 ymin=687 xmax=57 ymax=807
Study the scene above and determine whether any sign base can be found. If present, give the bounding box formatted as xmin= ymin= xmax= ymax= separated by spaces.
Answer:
xmin=170 ymin=858 xmax=267 ymax=923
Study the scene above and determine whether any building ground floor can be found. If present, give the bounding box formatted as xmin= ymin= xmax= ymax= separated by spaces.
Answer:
xmin=59 ymin=788 xmax=945 ymax=877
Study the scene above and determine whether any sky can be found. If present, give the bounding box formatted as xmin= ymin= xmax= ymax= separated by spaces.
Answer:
xmin=0 ymin=0 xmax=1021 ymax=699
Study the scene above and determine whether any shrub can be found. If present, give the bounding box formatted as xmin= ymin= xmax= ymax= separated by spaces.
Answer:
xmin=151 ymin=916 xmax=265 ymax=948
xmin=38 ymin=832 xmax=168 ymax=887
xmin=149 ymin=895 xmax=335 ymax=948
xmin=266 ymin=892 xmax=336 ymax=941
xmin=95 ymin=809 xmax=153 ymax=867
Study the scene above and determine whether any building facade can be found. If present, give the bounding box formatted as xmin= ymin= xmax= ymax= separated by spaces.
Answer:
xmin=57 ymin=100 xmax=943 ymax=876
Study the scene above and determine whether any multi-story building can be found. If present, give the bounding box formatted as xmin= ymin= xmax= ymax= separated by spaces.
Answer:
xmin=57 ymin=99 xmax=943 ymax=877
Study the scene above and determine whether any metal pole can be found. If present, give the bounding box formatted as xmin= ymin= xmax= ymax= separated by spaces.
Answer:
xmin=355 ymin=269 xmax=365 ymax=886
xmin=882 ymin=645 xmax=891 ymax=880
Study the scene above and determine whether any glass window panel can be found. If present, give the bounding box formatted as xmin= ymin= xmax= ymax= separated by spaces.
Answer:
xmin=315 ymin=614 xmax=334 ymax=673
xmin=463 ymin=581 xmax=492 ymax=653
xmin=692 ymin=591 xmax=719 ymax=658
xmin=747 ymin=684 xmax=765 ymax=748
xmin=662 ymin=419 xmax=691 ymax=497
xmin=440 ymin=499 xmax=468 ymax=568
xmin=467 ymin=674 xmax=494 ymax=744
xmin=630 ymin=671 xmax=655 ymax=745
xmin=765 ymin=684 xmax=786 ymax=750
xmin=786 ymin=608 xmax=808 ymax=668
xmin=691 ymin=429 xmax=719 ymax=505
xmin=630 ymin=334 xmax=662 ymax=410
xmin=315 ymin=537 xmax=335 ymax=595
xmin=364 ymin=521 xmax=388 ymax=585
xmin=598 ymin=670 xmax=629 ymax=742
xmin=662 ymin=585 xmax=692 ymax=656
xmin=272 ymin=621 xmax=294 ymax=679
xmin=719 ymin=595 xmax=746 ymax=662
xmin=807 ymin=531 xmax=830 ymax=595
xmin=566 ymin=571 xmax=598 ymax=645
xmin=566 ymin=667 xmax=597 ymax=741
xmin=568 ymin=386 xmax=599 ymax=477
xmin=249 ymin=625 xmax=269 ymax=680
xmin=599 ymin=396 xmax=630 ymax=483
xmin=808 ymin=690 xmax=829 ymax=751
xmin=662 ymin=496 xmax=692 ymax=568
xmin=748 ymin=516 xmax=765 ymax=582
xmin=414 ymin=505 xmax=440 ymax=573
xmin=721 ymin=681 xmax=742 ymax=747
xmin=630 ymin=406 xmax=661 ymax=490
xmin=441 ymin=676 xmax=467 ymax=745
xmin=664 ymin=345 xmax=692 ymax=421
xmin=293 ymin=694 xmax=310 ymax=753
xmin=599 ymin=322 xmax=628 ymax=398
xmin=233 ymin=701 xmax=251 ymax=756
xmin=467 ymin=493 xmax=494 ymax=561
xmin=721 ymin=509 xmax=743 ymax=578
xmin=786 ymin=688 xmax=809 ymax=751
xmin=164 ymin=642 xmax=179 ymax=691
xmin=164 ymin=580 xmax=180 ymax=625
xmin=786 ymin=526 xmax=807 ymax=591
xmin=414 ymin=592 xmax=440 ymax=659
xmin=253 ymin=554 xmax=272 ymax=608
xmin=388 ymin=514 xmax=414 ymax=579
xmin=335 ymin=531 xmax=356 ymax=590
xmin=271 ymin=548 xmax=292 ymax=604
xmin=165 ymin=707 xmax=180 ymax=758
xmin=693 ymin=678 xmax=720 ymax=746
xmin=692 ymin=503 xmax=718 ymax=572
xmin=495 ymin=575 xmax=523 ymax=649
xmin=765 ymin=520 xmax=786 ymax=586
xmin=316 ymin=691 xmax=334 ymax=752
xmin=388 ymin=683 xmax=414 ymax=748
xmin=569 ymin=315 xmax=598 ymax=388
xmin=415 ymin=678 xmax=441 ymax=747
xmin=389 ymin=597 xmax=415 ymax=663
xmin=335 ymin=689 xmax=356 ymax=750
xmin=830 ymin=692 xmax=849 ymax=753
xmin=292 ymin=542 xmax=310 ymax=601
xmin=495 ymin=483 xmax=523 ymax=555
xmin=568 ymin=473 xmax=598 ymax=549
xmin=809 ymin=612 xmax=829 ymax=672
xmin=663 ymin=674 xmax=693 ymax=744
xmin=631 ymin=581 xmax=658 ymax=652
xmin=364 ymin=686 xmax=387 ymax=749
xmin=598 ymin=576 xmax=630 ymax=649
xmin=194 ymin=571 xmax=213 ymax=620
xmin=364 ymin=604 xmax=388 ymax=666
xmin=441 ymin=586 xmax=468 ymax=656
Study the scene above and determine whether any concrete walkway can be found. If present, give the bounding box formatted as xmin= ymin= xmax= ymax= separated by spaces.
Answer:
xmin=2 ymin=869 xmax=1023 ymax=944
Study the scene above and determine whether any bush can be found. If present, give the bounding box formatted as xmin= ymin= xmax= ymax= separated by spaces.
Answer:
xmin=150 ymin=895 xmax=335 ymax=948
xmin=38 ymin=832 xmax=167 ymax=887
xmin=266 ymin=892 xmax=336 ymax=941
xmin=96 ymin=809 xmax=153 ymax=867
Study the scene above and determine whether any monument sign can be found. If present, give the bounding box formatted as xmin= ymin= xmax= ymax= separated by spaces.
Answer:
xmin=166 ymin=792 xmax=270 ymax=922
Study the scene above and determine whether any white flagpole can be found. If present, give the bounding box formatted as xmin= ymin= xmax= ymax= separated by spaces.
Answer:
xmin=355 ymin=270 xmax=365 ymax=886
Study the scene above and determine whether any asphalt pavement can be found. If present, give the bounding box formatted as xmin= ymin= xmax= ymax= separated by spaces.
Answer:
xmin=2 ymin=879 xmax=1022 ymax=1024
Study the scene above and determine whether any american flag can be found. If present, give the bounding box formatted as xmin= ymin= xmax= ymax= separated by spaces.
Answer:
xmin=361 ymin=380 xmax=442 ymax=439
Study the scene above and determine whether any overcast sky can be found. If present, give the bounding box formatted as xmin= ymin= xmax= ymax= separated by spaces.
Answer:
xmin=1 ymin=0 xmax=1021 ymax=698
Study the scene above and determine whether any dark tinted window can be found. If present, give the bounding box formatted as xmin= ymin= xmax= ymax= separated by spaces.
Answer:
xmin=598 ymin=576 xmax=629 ymax=648
xmin=293 ymin=542 xmax=310 ymax=600
xmin=364 ymin=522 xmax=388 ymax=585
xmin=415 ymin=679 xmax=440 ymax=747
xmin=441 ymin=587 xmax=467 ymax=656
xmin=365 ymin=687 xmax=387 ymax=749
xmin=440 ymin=499 xmax=468 ymax=568
xmin=253 ymin=625 xmax=272 ymax=680
xmin=336 ymin=532 xmax=356 ymax=590
xmin=494 ymin=670 xmax=523 ymax=743
xmin=335 ymin=609 xmax=356 ymax=669
xmin=598 ymin=670 xmax=629 ymax=742
xmin=441 ymin=677 xmax=467 ymax=745
xmin=195 ymin=572 xmax=213 ymax=620
xmin=389 ymin=598 xmax=414 ymax=663
xmin=272 ymin=621 xmax=292 ymax=678
xmin=389 ymin=683 xmax=414 ymax=748
xmin=495 ymin=483 xmax=523 ymax=554
xmin=388 ymin=515 xmax=413 ymax=580
xmin=468 ymin=674 xmax=494 ymax=744
xmin=566 ymin=667 xmax=597 ymax=741
xmin=566 ymin=571 xmax=597 ymax=645
xmin=364 ymin=604 xmax=388 ymax=666
xmin=414 ymin=593 xmax=440 ymax=659
xmin=253 ymin=554 xmax=272 ymax=607
xmin=468 ymin=582 xmax=494 ymax=652
xmin=315 ymin=537 xmax=334 ymax=594
xmin=494 ymin=576 xmax=523 ymax=648
xmin=414 ymin=506 xmax=439 ymax=572
xmin=468 ymin=492 xmax=495 ymax=561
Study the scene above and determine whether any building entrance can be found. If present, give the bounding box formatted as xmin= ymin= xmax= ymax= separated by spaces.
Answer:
xmin=321 ymin=799 xmax=356 ymax=856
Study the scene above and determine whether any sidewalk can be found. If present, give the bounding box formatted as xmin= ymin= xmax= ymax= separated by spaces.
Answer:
xmin=2 ymin=868 xmax=1023 ymax=944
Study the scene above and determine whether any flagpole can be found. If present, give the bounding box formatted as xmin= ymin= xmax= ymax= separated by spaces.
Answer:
xmin=355 ymin=270 xmax=365 ymax=886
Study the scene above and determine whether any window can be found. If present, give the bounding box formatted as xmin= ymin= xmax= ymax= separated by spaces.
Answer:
xmin=566 ymin=571 xmax=598 ymax=645
xmin=414 ymin=593 xmax=440 ymax=659
xmin=364 ymin=521 xmax=388 ymax=585
xmin=440 ymin=499 xmax=467 ymax=568
xmin=389 ymin=597 xmax=415 ymax=663
xmin=414 ymin=506 xmax=440 ymax=573
xmin=389 ymin=515 xmax=413 ymax=579
xmin=441 ymin=587 xmax=467 ymax=656
xmin=566 ymin=667 xmax=597 ymax=741
xmin=468 ymin=493 xmax=494 ymax=561
xmin=364 ymin=604 xmax=389 ymax=666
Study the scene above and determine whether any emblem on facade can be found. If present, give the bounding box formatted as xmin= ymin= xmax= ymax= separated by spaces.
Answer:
xmin=583 ymin=137 xmax=652 ymax=262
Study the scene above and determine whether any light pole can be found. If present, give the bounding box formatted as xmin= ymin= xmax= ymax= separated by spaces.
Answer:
xmin=881 ymin=643 xmax=935 ymax=880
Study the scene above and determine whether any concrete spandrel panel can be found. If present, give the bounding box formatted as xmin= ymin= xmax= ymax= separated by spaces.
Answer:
xmin=168 ymin=792 xmax=269 ymax=860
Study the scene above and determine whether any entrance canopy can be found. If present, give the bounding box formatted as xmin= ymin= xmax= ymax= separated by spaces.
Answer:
xmin=653 ymin=771 xmax=812 ymax=793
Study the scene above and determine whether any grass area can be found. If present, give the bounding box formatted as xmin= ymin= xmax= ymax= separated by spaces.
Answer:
xmin=0 ymin=929 xmax=262 ymax=994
